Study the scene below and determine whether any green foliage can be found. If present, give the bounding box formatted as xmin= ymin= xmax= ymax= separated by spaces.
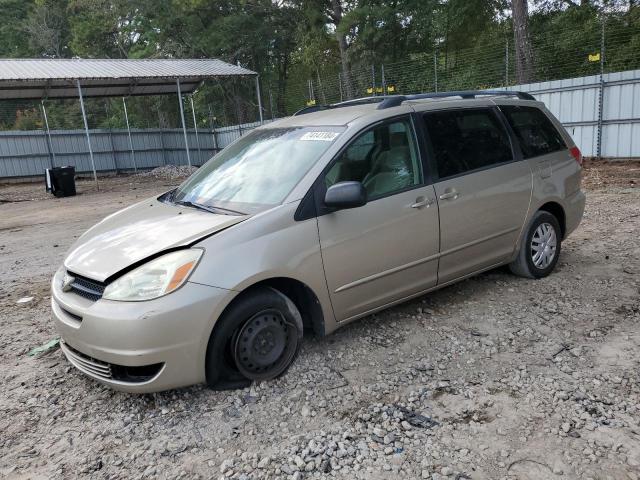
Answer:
xmin=68 ymin=0 xmax=146 ymax=58
xmin=0 ymin=0 xmax=638 ymax=126
xmin=14 ymin=108 xmax=43 ymax=130
xmin=0 ymin=0 xmax=34 ymax=57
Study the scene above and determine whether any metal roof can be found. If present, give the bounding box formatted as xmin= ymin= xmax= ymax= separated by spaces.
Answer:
xmin=0 ymin=58 xmax=256 ymax=100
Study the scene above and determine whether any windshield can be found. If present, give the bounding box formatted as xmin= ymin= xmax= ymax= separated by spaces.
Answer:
xmin=172 ymin=126 xmax=345 ymax=214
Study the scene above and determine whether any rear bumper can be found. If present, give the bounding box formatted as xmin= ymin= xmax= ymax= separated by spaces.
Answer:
xmin=564 ymin=189 xmax=586 ymax=238
xmin=51 ymin=268 xmax=237 ymax=393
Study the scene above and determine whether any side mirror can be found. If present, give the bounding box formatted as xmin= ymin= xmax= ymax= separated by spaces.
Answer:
xmin=324 ymin=181 xmax=367 ymax=210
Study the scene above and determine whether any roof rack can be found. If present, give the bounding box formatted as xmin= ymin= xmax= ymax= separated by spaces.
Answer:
xmin=375 ymin=90 xmax=535 ymax=109
xmin=292 ymin=89 xmax=535 ymax=116
xmin=292 ymin=97 xmax=389 ymax=116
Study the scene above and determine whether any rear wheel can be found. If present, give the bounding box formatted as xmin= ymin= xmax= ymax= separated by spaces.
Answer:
xmin=205 ymin=287 xmax=303 ymax=390
xmin=509 ymin=211 xmax=562 ymax=279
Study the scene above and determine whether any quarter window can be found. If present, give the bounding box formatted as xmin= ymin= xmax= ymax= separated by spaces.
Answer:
xmin=325 ymin=119 xmax=422 ymax=199
xmin=423 ymin=108 xmax=513 ymax=179
xmin=500 ymin=106 xmax=566 ymax=159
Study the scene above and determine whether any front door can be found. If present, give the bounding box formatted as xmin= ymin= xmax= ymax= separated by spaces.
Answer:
xmin=421 ymin=107 xmax=533 ymax=284
xmin=317 ymin=117 xmax=440 ymax=321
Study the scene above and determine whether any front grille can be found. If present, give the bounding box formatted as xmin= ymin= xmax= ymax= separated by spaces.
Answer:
xmin=67 ymin=272 xmax=105 ymax=301
xmin=61 ymin=341 xmax=164 ymax=384
xmin=61 ymin=341 xmax=112 ymax=380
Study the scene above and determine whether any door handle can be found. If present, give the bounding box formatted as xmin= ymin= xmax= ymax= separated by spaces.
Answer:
xmin=439 ymin=189 xmax=459 ymax=201
xmin=409 ymin=196 xmax=434 ymax=209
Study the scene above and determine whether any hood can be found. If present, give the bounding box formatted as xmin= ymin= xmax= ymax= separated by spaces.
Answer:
xmin=64 ymin=197 xmax=248 ymax=282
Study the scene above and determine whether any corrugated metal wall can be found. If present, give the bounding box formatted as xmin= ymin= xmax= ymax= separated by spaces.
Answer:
xmin=510 ymin=69 xmax=640 ymax=158
xmin=0 ymin=121 xmax=264 ymax=178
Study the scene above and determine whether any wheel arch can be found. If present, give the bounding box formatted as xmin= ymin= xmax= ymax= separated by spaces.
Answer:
xmin=538 ymin=201 xmax=566 ymax=239
xmin=221 ymin=277 xmax=326 ymax=338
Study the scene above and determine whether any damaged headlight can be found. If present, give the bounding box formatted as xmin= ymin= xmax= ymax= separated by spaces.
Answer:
xmin=102 ymin=249 xmax=203 ymax=302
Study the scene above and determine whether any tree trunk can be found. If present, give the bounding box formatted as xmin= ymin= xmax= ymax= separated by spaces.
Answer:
xmin=512 ymin=0 xmax=535 ymax=84
xmin=330 ymin=0 xmax=354 ymax=99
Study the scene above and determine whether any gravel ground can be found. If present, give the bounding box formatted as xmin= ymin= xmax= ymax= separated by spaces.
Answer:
xmin=0 ymin=162 xmax=639 ymax=480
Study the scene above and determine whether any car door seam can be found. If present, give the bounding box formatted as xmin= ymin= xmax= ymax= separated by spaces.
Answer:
xmin=314 ymin=216 xmax=339 ymax=320
xmin=338 ymin=259 xmax=507 ymax=324
xmin=433 ymin=185 xmax=442 ymax=284
xmin=513 ymin=161 xmax=535 ymax=256
xmin=334 ymin=251 xmax=442 ymax=293
xmin=438 ymin=225 xmax=521 ymax=259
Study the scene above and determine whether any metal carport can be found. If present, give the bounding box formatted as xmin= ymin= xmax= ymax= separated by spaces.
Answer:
xmin=0 ymin=59 xmax=260 ymax=186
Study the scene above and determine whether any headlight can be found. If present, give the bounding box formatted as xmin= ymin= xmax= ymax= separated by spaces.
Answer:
xmin=103 ymin=249 xmax=203 ymax=302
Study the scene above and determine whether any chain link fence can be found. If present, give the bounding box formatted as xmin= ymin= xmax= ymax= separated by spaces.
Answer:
xmin=279 ymin=16 xmax=640 ymax=111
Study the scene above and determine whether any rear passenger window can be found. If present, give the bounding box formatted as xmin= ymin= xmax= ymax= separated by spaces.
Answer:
xmin=423 ymin=108 xmax=513 ymax=179
xmin=500 ymin=106 xmax=566 ymax=159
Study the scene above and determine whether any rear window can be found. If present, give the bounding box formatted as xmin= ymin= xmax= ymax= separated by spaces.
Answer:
xmin=423 ymin=108 xmax=513 ymax=179
xmin=500 ymin=106 xmax=566 ymax=159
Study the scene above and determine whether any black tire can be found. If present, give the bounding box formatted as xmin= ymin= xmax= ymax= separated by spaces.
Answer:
xmin=205 ymin=286 xmax=303 ymax=390
xmin=509 ymin=210 xmax=562 ymax=279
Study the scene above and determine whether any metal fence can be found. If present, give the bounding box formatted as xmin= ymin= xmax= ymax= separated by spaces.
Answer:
xmin=0 ymin=121 xmax=263 ymax=178
xmin=1 ymin=67 xmax=639 ymax=178
xmin=506 ymin=69 xmax=640 ymax=158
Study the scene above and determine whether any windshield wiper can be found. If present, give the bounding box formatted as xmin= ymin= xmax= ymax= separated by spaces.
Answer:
xmin=208 ymin=204 xmax=247 ymax=216
xmin=174 ymin=200 xmax=245 ymax=216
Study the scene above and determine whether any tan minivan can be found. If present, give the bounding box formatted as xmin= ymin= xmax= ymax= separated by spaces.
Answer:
xmin=51 ymin=91 xmax=585 ymax=392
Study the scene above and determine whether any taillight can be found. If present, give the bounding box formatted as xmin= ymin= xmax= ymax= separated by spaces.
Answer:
xmin=569 ymin=146 xmax=583 ymax=166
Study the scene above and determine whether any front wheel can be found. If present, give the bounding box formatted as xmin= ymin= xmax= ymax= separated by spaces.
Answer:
xmin=205 ymin=287 xmax=303 ymax=390
xmin=509 ymin=211 xmax=562 ymax=279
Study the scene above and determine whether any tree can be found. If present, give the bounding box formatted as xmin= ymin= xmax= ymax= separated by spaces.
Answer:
xmin=0 ymin=0 xmax=35 ymax=57
xmin=24 ymin=0 xmax=71 ymax=58
xmin=67 ymin=0 xmax=148 ymax=58
xmin=329 ymin=0 xmax=355 ymax=97
xmin=298 ymin=0 xmax=358 ymax=98
xmin=0 ymin=0 xmax=638 ymax=122
xmin=512 ymin=0 xmax=536 ymax=83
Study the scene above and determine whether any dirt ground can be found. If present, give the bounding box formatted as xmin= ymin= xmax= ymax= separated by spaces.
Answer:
xmin=0 ymin=162 xmax=638 ymax=480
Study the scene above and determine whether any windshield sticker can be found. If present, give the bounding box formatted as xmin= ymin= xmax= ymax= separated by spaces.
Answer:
xmin=300 ymin=131 xmax=340 ymax=142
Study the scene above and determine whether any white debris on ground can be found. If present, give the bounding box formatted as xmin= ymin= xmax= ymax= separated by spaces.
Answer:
xmin=136 ymin=165 xmax=198 ymax=181
xmin=0 ymin=164 xmax=638 ymax=479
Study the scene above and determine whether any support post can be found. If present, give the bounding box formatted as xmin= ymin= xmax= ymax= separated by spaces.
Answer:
xmin=505 ymin=40 xmax=509 ymax=86
xmin=371 ymin=65 xmax=375 ymax=96
xmin=105 ymin=101 xmax=118 ymax=174
xmin=77 ymin=80 xmax=98 ymax=188
xmin=255 ymin=75 xmax=264 ymax=124
xmin=189 ymin=95 xmax=201 ymax=163
xmin=269 ymin=88 xmax=275 ymax=121
xmin=338 ymin=72 xmax=343 ymax=102
xmin=316 ymin=70 xmax=326 ymax=104
xmin=208 ymin=106 xmax=219 ymax=153
xmin=176 ymin=78 xmax=191 ymax=167
xmin=40 ymin=100 xmax=55 ymax=169
xmin=122 ymin=97 xmax=137 ymax=172
xmin=381 ymin=64 xmax=386 ymax=95
xmin=434 ymin=52 xmax=438 ymax=93
xmin=596 ymin=14 xmax=606 ymax=160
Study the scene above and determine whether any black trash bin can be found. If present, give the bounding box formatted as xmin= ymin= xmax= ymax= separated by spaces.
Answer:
xmin=45 ymin=166 xmax=76 ymax=197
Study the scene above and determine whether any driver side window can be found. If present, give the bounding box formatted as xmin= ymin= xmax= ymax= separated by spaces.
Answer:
xmin=325 ymin=118 xmax=422 ymax=199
